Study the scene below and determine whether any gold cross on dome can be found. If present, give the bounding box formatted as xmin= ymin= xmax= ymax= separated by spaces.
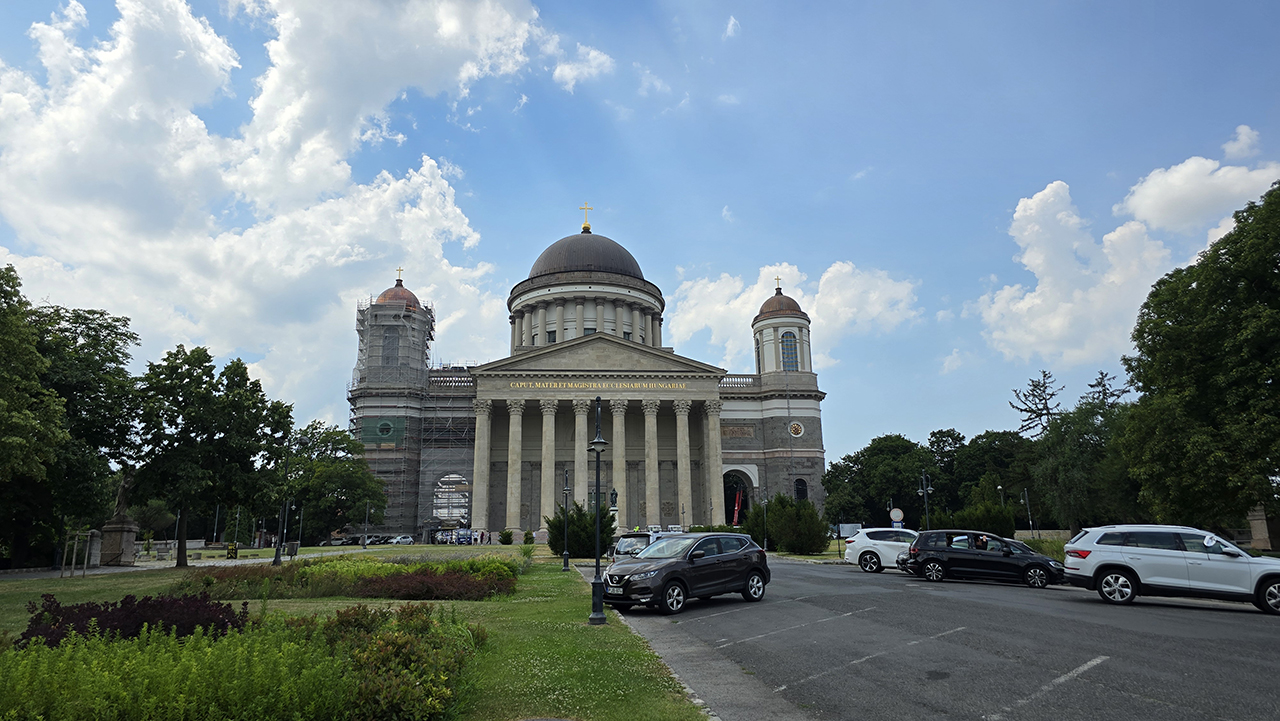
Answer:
xmin=580 ymin=202 xmax=593 ymax=230
xmin=775 ymin=276 xmax=782 ymax=288
xmin=396 ymin=266 xmax=404 ymax=280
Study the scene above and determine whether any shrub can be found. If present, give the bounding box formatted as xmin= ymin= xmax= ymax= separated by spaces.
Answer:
xmin=1023 ymin=537 xmax=1066 ymax=562
xmin=353 ymin=569 xmax=516 ymax=601
xmin=933 ymin=502 xmax=1017 ymax=539
xmin=18 ymin=593 xmax=249 ymax=648
xmin=783 ymin=500 xmax=830 ymax=554
xmin=544 ymin=501 xmax=616 ymax=557
xmin=523 ymin=529 xmax=535 ymax=545
xmin=498 ymin=529 xmax=513 ymax=545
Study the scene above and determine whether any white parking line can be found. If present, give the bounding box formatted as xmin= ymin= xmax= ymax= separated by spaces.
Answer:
xmin=714 ymin=607 xmax=875 ymax=648
xmin=773 ymin=626 xmax=968 ymax=692
xmin=984 ymin=655 xmax=1109 ymax=720
xmin=680 ymin=594 xmax=820 ymax=623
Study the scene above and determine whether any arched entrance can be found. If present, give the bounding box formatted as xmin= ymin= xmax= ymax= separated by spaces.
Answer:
xmin=724 ymin=472 xmax=752 ymax=526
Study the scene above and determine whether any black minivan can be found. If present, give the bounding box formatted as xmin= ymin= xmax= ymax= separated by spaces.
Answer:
xmin=905 ymin=529 xmax=1065 ymax=588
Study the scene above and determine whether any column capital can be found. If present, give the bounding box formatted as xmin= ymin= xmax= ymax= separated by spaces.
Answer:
xmin=572 ymin=398 xmax=593 ymax=415
xmin=539 ymin=398 xmax=558 ymax=416
xmin=704 ymin=399 xmax=723 ymax=416
xmin=472 ymin=398 xmax=493 ymax=416
xmin=507 ymin=398 xmax=526 ymax=416
xmin=673 ymin=398 xmax=693 ymax=416
xmin=641 ymin=399 xmax=661 ymax=416
xmin=608 ymin=398 xmax=629 ymax=416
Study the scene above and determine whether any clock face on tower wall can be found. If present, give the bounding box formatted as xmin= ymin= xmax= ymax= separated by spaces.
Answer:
xmin=789 ymin=421 xmax=804 ymax=438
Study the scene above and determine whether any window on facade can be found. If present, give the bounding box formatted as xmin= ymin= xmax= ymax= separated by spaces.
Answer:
xmin=623 ymin=332 xmax=632 ymax=340
xmin=794 ymin=479 xmax=808 ymax=500
xmin=585 ymin=328 xmax=596 ymax=334
xmin=381 ymin=328 xmax=400 ymax=366
xmin=781 ymin=331 xmax=799 ymax=371
xmin=546 ymin=330 xmax=556 ymax=344
xmin=755 ymin=336 xmax=762 ymax=374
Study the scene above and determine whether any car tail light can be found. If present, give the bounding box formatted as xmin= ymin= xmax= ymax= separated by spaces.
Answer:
xmin=845 ymin=538 xmax=854 ymax=544
xmin=908 ymin=544 xmax=919 ymax=556
xmin=1066 ymin=549 xmax=1091 ymax=559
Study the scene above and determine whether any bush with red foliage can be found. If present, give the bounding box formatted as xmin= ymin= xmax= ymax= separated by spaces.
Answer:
xmin=19 ymin=592 xmax=250 ymax=648
xmin=353 ymin=568 xmax=515 ymax=601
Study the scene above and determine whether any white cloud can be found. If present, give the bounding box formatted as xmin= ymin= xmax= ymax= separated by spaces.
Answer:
xmin=717 ymin=94 xmax=739 ymax=105
xmin=973 ymin=181 xmax=1173 ymax=365
xmin=667 ymin=263 xmax=920 ymax=371
xmin=1206 ymin=215 xmax=1236 ymax=246
xmin=851 ymin=167 xmax=872 ymax=181
xmin=723 ymin=16 xmax=739 ymax=40
xmin=1113 ymin=155 xmax=1279 ymax=234
xmin=513 ymin=92 xmax=528 ymax=112
xmin=1223 ymin=124 xmax=1260 ymax=160
xmin=635 ymin=63 xmax=669 ymax=96
xmin=552 ymin=43 xmax=614 ymax=93
xmin=721 ymin=205 xmax=735 ymax=223
xmin=0 ymin=0 xmax=537 ymax=425
xmin=603 ymin=99 xmax=632 ymax=121
xmin=936 ymin=309 xmax=955 ymax=322
xmin=941 ymin=349 xmax=962 ymax=374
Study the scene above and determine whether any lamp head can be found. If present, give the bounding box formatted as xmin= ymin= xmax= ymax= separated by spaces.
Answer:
xmin=587 ymin=431 xmax=609 ymax=454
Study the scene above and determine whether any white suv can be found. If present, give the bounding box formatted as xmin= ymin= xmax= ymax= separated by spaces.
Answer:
xmin=844 ymin=528 xmax=918 ymax=573
xmin=1064 ymin=524 xmax=1280 ymax=614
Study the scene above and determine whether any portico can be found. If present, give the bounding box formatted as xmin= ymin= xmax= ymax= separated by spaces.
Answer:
xmin=469 ymin=332 xmax=726 ymax=533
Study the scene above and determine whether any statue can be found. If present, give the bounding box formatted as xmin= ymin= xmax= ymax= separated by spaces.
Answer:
xmin=112 ymin=465 xmax=136 ymax=520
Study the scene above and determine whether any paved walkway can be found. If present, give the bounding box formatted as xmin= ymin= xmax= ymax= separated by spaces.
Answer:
xmin=0 ymin=547 xmax=388 ymax=582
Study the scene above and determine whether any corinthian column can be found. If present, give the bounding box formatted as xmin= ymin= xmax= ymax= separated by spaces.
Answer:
xmin=673 ymin=399 xmax=693 ymax=530
xmin=506 ymin=399 xmax=525 ymax=530
xmin=539 ymin=399 xmax=558 ymax=534
xmin=705 ymin=400 xmax=725 ymax=526
xmin=572 ymin=399 xmax=592 ymax=503
xmin=642 ymin=399 xmax=661 ymax=528
xmin=471 ymin=399 xmax=492 ymax=532
xmin=609 ymin=399 xmax=629 ymax=529
xmin=575 ymin=297 xmax=585 ymax=339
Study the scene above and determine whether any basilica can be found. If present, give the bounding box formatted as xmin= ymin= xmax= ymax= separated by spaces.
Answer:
xmin=347 ymin=220 xmax=826 ymax=538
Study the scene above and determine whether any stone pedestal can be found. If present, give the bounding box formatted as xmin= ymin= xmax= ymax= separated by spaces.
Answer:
xmin=87 ymin=529 xmax=101 ymax=568
xmin=100 ymin=516 xmax=140 ymax=566
xmin=1248 ymin=505 xmax=1280 ymax=551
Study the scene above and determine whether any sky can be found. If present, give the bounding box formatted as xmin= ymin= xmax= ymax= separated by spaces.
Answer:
xmin=0 ymin=0 xmax=1277 ymax=462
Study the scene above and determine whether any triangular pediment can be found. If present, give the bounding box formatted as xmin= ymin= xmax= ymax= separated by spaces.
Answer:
xmin=473 ymin=333 xmax=725 ymax=376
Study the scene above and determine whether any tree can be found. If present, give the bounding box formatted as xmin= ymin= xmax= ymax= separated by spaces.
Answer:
xmin=1009 ymin=370 xmax=1063 ymax=439
xmin=284 ymin=421 xmax=385 ymax=545
xmin=0 ymin=266 xmax=69 ymax=567
xmin=545 ymin=501 xmax=616 ymax=558
xmin=1122 ymin=183 xmax=1280 ymax=528
xmin=136 ymin=346 xmax=290 ymax=567
xmin=1034 ymin=397 xmax=1140 ymax=534
xmin=820 ymin=435 xmax=941 ymax=529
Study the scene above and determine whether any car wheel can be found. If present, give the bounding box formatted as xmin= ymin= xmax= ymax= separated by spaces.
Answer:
xmin=742 ymin=571 xmax=767 ymax=602
xmin=922 ymin=560 xmax=945 ymax=582
xmin=659 ymin=582 xmax=687 ymax=615
xmin=1024 ymin=566 xmax=1050 ymax=589
xmin=1097 ymin=569 xmax=1137 ymax=604
xmin=859 ymin=552 xmax=883 ymax=573
xmin=1257 ymin=578 xmax=1280 ymax=615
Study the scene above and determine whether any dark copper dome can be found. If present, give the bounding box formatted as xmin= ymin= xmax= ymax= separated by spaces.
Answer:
xmin=754 ymin=287 xmax=809 ymax=323
xmin=376 ymin=278 xmax=420 ymax=309
xmin=528 ymin=230 xmax=644 ymax=280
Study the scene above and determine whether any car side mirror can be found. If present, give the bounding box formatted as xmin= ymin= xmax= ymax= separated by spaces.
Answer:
xmin=690 ymin=550 xmax=705 ymax=560
xmin=1003 ymin=549 xmax=1012 ymax=557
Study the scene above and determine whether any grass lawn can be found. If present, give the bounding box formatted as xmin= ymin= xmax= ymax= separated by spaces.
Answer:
xmin=772 ymin=538 xmax=846 ymax=562
xmin=1 ymin=551 xmax=705 ymax=721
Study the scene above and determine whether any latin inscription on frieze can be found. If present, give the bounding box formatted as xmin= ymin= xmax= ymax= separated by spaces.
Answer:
xmin=507 ymin=380 xmax=690 ymax=390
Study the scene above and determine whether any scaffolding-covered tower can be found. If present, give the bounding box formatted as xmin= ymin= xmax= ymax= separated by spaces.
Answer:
xmin=348 ymin=277 xmax=435 ymax=535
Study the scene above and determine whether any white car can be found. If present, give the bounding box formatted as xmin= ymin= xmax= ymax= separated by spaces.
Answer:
xmin=389 ymin=534 xmax=415 ymax=545
xmin=844 ymin=528 xmax=918 ymax=573
xmin=1064 ymin=524 xmax=1280 ymax=614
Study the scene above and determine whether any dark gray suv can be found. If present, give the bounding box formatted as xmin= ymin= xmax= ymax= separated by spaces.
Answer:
xmin=603 ymin=532 xmax=770 ymax=614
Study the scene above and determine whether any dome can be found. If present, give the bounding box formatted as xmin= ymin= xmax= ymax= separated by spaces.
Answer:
xmin=528 ymin=230 xmax=644 ymax=280
xmin=376 ymin=278 xmax=420 ymax=309
xmin=754 ymin=287 xmax=809 ymax=323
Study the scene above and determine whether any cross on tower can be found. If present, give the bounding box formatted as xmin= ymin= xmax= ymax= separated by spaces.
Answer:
xmin=397 ymin=266 xmax=405 ymax=280
xmin=579 ymin=202 xmax=592 ymax=230
xmin=775 ymin=275 xmax=782 ymax=288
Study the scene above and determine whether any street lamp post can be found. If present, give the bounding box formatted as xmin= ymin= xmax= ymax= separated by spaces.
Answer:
xmin=562 ymin=469 xmax=571 ymax=572
xmin=587 ymin=396 xmax=609 ymax=625
xmin=1022 ymin=488 xmax=1036 ymax=538
xmin=272 ymin=433 xmax=308 ymax=566
xmin=363 ymin=501 xmax=370 ymax=549
xmin=917 ymin=473 xmax=934 ymax=531
xmin=997 ymin=485 xmax=1006 ymax=507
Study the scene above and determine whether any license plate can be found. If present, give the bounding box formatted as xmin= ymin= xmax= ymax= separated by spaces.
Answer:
xmin=606 ymin=585 xmax=623 ymax=595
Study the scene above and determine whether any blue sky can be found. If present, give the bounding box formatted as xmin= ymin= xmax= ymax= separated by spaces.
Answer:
xmin=0 ymin=1 xmax=1276 ymax=461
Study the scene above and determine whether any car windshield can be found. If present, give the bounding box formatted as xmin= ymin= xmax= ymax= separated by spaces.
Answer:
xmin=615 ymin=536 xmax=650 ymax=554
xmin=636 ymin=536 xmax=698 ymax=559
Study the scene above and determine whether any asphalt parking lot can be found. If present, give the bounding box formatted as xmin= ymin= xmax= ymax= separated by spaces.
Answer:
xmin=614 ymin=558 xmax=1280 ymax=721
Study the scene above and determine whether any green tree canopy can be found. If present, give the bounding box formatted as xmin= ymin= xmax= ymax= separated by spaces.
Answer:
xmin=282 ymin=420 xmax=385 ymax=545
xmin=1122 ymin=182 xmax=1280 ymax=527
xmin=820 ymin=434 xmax=941 ymax=529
